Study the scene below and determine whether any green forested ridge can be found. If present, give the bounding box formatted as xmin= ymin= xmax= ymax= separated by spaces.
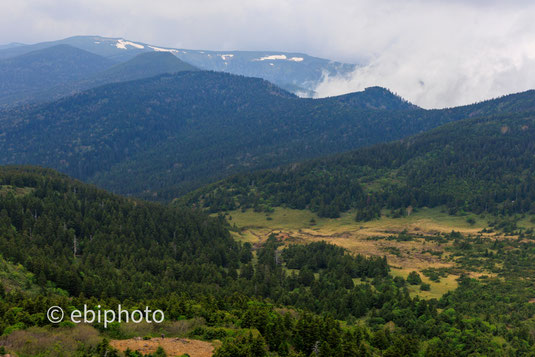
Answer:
xmin=323 ymin=86 xmax=418 ymax=110
xmin=4 ymin=71 xmax=535 ymax=202
xmin=2 ymin=167 xmax=535 ymax=355
xmin=0 ymin=166 xmax=387 ymax=309
xmin=183 ymin=110 xmax=535 ymax=218
xmin=0 ymin=72 xmax=418 ymax=200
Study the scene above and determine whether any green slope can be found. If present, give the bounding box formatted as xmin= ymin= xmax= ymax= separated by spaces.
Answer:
xmin=181 ymin=110 xmax=535 ymax=218
xmin=0 ymin=165 xmax=239 ymax=299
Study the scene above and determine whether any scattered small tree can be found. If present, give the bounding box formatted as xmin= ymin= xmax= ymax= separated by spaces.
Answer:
xmin=407 ymin=271 xmax=422 ymax=285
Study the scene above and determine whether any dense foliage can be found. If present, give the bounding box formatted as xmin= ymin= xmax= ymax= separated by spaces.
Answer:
xmin=0 ymin=168 xmax=390 ymax=320
xmin=2 ymin=167 xmax=535 ymax=355
xmin=0 ymin=166 xmax=240 ymax=299
xmin=183 ymin=111 xmax=535 ymax=218
xmin=3 ymin=233 xmax=535 ymax=355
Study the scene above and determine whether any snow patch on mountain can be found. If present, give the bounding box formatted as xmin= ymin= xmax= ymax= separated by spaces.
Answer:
xmin=256 ymin=54 xmax=287 ymax=61
xmin=149 ymin=46 xmax=178 ymax=53
xmin=115 ymin=39 xmax=145 ymax=50
xmin=255 ymin=55 xmax=304 ymax=62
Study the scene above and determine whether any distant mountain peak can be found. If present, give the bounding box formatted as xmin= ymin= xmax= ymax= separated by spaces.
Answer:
xmin=327 ymin=86 xmax=418 ymax=110
xmin=16 ymin=43 xmax=108 ymax=59
xmin=0 ymin=42 xmax=26 ymax=50
xmin=99 ymin=51 xmax=198 ymax=80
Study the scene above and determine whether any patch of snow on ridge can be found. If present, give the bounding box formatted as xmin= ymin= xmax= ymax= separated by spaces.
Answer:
xmin=256 ymin=54 xmax=287 ymax=61
xmin=115 ymin=39 xmax=145 ymax=50
xmin=149 ymin=46 xmax=178 ymax=53
xmin=220 ymin=54 xmax=234 ymax=60
xmin=255 ymin=55 xmax=304 ymax=62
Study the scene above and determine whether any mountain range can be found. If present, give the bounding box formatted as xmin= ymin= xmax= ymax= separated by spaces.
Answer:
xmin=0 ymin=35 xmax=357 ymax=99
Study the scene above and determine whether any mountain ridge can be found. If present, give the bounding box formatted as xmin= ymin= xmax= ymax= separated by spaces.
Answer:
xmin=0 ymin=35 xmax=358 ymax=96
xmin=3 ymin=68 xmax=535 ymax=201
xmin=0 ymin=71 xmax=440 ymax=199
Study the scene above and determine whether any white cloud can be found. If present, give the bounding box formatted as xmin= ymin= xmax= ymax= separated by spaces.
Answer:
xmin=1 ymin=0 xmax=535 ymax=107
xmin=312 ymin=1 xmax=535 ymax=108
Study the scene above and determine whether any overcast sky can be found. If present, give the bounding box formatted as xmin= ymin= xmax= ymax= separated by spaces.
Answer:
xmin=2 ymin=0 xmax=535 ymax=108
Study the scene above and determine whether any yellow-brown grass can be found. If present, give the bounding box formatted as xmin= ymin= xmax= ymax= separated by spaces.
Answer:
xmin=0 ymin=325 xmax=100 ymax=356
xmin=221 ymin=207 xmax=525 ymax=299
xmin=110 ymin=337 xmax=216 ymax=357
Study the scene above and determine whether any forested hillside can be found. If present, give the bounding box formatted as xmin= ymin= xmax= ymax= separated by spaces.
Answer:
xmin=43 ymin=51 xmax=199 ymax=104
xmin=3 ymin=70 xmax=535 ymax=202
xmin=0 ymin=166 xmax=240 ymax=299
xmin=2 ymin=167 xmax=535 ymax=355
xmin=182 ymin=110 xmax=535 ymax=218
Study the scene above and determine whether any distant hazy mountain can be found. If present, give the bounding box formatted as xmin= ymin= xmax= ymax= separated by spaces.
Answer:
xmin=0 ymin=42 xmax=26 ymax=50
xmin=44 ymin=51 xmax=198 ymax=103
xmin=0 ymin=44 xmax=116 ymax=106
xmin=328 ymin=86 xmax=418 ymax=110
xmin=0 ymin=49 xmax=198 ymax=106
xmin=90 ymin=51 xmax=198 ymax=83
xmin=0 ymin=35 xmax=357 ymax=96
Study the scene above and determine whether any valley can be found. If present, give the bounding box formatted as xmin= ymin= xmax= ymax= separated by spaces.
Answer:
xmin=222 ymin=207 xmax=535 ymax=300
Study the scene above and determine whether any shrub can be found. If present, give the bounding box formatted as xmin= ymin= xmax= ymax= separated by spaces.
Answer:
xmin=407 ymin=271 xmax=422 ymax=285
